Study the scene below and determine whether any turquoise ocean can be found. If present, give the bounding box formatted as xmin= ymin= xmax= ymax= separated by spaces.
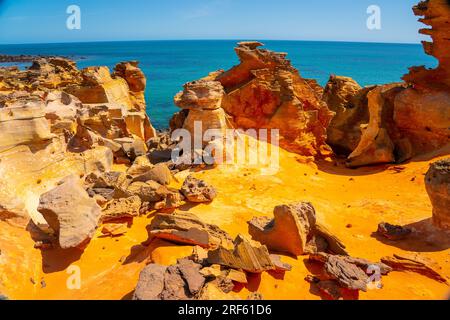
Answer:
xmin=0 ymin=40 xmax=436 ymax=129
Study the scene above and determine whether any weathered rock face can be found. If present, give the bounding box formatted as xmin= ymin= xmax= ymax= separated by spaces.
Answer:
xmin=219 ymin=42 xmax=334 ymax=157
xmin=173 ymin=41 xmax=334 ymax=158
xmin=37 ymin=176 xmax=101 ymax=249
xmin=324 ymin=0 xmax=450 ymax=166
xmin=323 ymin=76 xmax=370 ymax=155
xmin=403 ymin=0 xmax=450 ymax=90
xmin=395 ymin=1 xmax=450 ymax=156
xmin=346 ymin=84 xmax=406 ymax=167
xmin=425 ymin=159 xmax=450 ymax=229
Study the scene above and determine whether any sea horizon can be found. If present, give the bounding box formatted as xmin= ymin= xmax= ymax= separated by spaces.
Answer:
xmin=0 ymin=38 xmax=425 ymax=46
xmin=0 ymin=40 xmax=436 ymax=129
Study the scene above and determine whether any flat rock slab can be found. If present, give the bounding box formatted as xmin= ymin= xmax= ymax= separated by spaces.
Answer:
xmin=38 ymin=176 xmax=101 ymax=249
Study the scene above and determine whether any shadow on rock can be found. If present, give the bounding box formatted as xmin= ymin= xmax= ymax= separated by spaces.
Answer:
xmin=371 ymin=218 xmax=450 ymax=252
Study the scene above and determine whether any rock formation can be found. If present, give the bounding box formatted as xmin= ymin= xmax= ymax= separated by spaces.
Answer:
xmin=0 ymin=57 xmax=156 ymax=226
xmin=425 ymin=158 xmax=450 ymax=229
xmin=324 ymin=0 xmax=450 ymax=166
xmin=172 ymin=41 xmax=334 ymax=158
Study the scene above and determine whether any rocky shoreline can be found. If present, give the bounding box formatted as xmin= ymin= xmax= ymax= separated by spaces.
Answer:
xmin=0 ymin=0 xmax=448 ymax=300
xmin=0 ymin=54 xmax=85 ymax=64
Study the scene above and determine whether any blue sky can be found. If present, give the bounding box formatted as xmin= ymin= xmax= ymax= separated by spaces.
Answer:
xmin=0 ymin=0 xmax=427 ymax=44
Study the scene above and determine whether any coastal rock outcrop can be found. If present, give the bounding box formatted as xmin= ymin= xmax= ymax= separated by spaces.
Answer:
xmin=173 ymin=41 xmax=334 ymax=158
xmin=37 ymin=176 xmax=101 ymax=249
xmin=0 ymin=58 xmax=156 ymax=225
xmin=425 ymin=158 xmax=450 ymax=229
xmin=324 ymin=0 xmax=449 ymax=166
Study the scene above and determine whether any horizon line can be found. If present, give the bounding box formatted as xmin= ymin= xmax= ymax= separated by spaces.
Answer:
xmin=0 ymin=38 xmax=424 ymax=46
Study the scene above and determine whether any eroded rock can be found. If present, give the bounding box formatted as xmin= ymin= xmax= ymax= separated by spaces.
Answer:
xmin=181 ymin=175 xmax=217 ymax=203
xmin=100 ymin=195 xmax=142 ymax=222
xmin=146 ymin=211 xmax=233 ymax=248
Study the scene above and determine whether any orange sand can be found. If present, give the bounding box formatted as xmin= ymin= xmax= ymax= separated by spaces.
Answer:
xmin=0 ymin=145 xmax=449 ymax=300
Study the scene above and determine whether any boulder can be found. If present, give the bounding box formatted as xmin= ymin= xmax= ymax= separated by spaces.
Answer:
xmin=181 ymin=175 xmax=217 ymax=203
xmin=248 ymin=202 xmax=316 ymax=256
xmin=174 ymin=80 xmax=224 ymax=111
xmin=425 ymin=159 xmax=450 ymax=230
xmin=146 ymin=211 xmax=233 ymax=248
xmin=37 ymin=176 xmax=101 ymax=249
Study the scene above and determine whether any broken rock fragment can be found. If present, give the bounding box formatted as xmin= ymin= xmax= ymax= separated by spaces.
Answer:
xmin=181 ymin=175 xmax=217 ymax=203
xmin=37 ymin=176 xmax=101 ymax=249
xmin=100 ymin=195 xmax=142 ymax=222
xmin=146 ymin=211 xmax=233 ymax=248
xmin=207 ymin=235 xmax=275 ymax=273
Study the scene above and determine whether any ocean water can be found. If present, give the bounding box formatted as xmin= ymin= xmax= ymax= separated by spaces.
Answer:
xmin=0 ymin=40 xmax=436 ymax=129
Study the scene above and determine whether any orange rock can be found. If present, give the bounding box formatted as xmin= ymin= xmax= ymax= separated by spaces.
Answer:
xmin=218 ymin=42 xmax=334 ymax=157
